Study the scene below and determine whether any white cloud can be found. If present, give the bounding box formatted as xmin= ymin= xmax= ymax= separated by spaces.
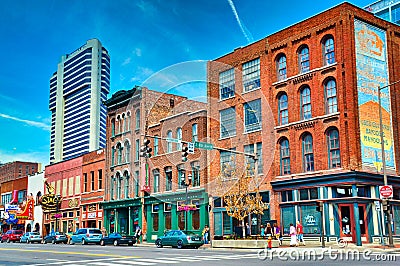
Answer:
xmin=0 ymin=113 xmax=50 ymax=131
xmin=122 ymin=57 xmax=131 ymax=66
xmin=135 ymin=48 xmax=142 ymax=57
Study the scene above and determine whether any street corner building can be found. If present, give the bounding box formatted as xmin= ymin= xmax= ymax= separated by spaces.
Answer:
xmin=102 ymin=87 xmax=209 ymax=242
xmin=207 ymin=2 xmax=400 ymax=245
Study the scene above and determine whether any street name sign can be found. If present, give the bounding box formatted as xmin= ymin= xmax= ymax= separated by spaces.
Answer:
xmin=194 ymin=141 xmax=213 ymax=150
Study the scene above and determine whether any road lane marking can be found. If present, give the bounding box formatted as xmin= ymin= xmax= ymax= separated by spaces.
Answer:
xmin=89 ymin=262 xmax=155 ymax=266
xmin=0 ymin=248 xmax=139 ymax=258
xmin=134 ymin=258 xmax=177 ymax=264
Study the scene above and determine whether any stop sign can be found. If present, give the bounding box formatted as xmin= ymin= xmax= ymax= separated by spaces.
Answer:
xmin=379 ymin=185 xmax=393 ymax=198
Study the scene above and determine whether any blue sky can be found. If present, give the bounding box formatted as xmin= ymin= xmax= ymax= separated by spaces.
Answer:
xmin=0 ymin=0 xmax=373 ymax=167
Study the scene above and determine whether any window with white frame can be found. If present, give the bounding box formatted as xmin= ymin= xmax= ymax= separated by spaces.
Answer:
xmin=244 ymin=142 xmax=263 ymax=175
xmin=135 ymin=109 xmax=140 ymax=130
xmin=302 ymin=134 xmax=314 ymax=172
xmin=191 ymin=161 xmax=200 ymax=187
xmin=154 ymin=136 xmax=159 ymax=156
xmin=299 ymin=46 xmax=310 ymax=73
xmin=176 ymin=127 xmax=182 ymax=151
xmin=135 ymin=139 xmax=140 ymax=162
xmin=219 ymin=68 xmax=235 ymax=100
xmin=280 ymin=138 xmax=290 ymax=175
xmin=220 ymin=107 xmax=236 ymax=138
xmin=278 ymin=93 xmax=288 ymax=125
xmin=327 ymin=128 xmax=341 ymax=169
xmin=244 ymin=99 xmax=261 ymax=132
xmin=243 ymin=58 xmax=260 ymax=92
xmin=220 ymin=149 xmax=236 ymax=179
xmin=277 ymin=54 xmax=287 ymax=81
xmin=124 ymin=171 xmax=129 ymax=198
xmin=300 ymin=87 xmax=312 ymax=120
xmin=323 ymin=37 xmax=335 ymax=65
xmin=125 ymin=140 xmax=130 ymax=163
xmin=192 ymin=123 xmax=198 ymax=142
xmin=325 ymin=79 xmax=337 ymax=114
xmin=167 ymin=131 xmax=173 ymax=153
xmin=165 ymin=167 xmax=172 ymax=191
xmin=153 ymin=169 xmax=160 ymax=193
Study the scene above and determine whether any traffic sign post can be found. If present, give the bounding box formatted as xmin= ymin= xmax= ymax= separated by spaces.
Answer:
xmin=379 ymin=185 xmax=393 ymax=198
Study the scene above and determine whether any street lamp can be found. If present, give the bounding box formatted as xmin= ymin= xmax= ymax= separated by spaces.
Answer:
xmin=377 ymin=80 xmax=400 ymax=248
xmin=181 ymin=173 xmax=192 ymax=231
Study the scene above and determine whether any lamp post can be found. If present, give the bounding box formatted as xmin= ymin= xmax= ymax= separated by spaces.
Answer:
xmin=377 ymin=80 xmax=400 ymax=248
xmin=181 ymin=173 xmax=192 ymax=231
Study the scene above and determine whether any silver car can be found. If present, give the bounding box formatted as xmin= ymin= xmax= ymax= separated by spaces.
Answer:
xmin=20 ymin=232 xmax=42 ymax=244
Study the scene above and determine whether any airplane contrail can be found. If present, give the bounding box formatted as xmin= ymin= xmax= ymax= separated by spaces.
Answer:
xmin=0 ymin=113 xmax=50 ymax=131
xmin=227 ymin=0 xmax=254 ymax=43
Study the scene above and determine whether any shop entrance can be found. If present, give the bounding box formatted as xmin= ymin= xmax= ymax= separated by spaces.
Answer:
xmin=339 ymin=204 xmax=368 ymax=243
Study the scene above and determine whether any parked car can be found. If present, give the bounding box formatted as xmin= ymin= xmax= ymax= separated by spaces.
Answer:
xmin=0 ymin=230 xmax=24 ymax=243
xmin=20 ymin=232 xmax=42 ymax=244
xmin=69 ymin=228 xmax=102 ymax=245
xmin=42 ymin=232 xmax=68 ymax=244
xmin=155 ymin=230 xmax=203 ymax=249
xmin=99 ymin=232 xmax=136 ymax=246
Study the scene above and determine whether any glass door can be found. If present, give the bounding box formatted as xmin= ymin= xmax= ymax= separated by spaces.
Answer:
xmin=339 ymin=205 xmax=354 ymax=242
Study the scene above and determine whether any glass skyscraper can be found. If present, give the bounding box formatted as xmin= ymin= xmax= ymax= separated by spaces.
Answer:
xmin=49 ymin=39 xmax=110 ymax=164
xmin=365 ymin=0 xmax=400 ymax=25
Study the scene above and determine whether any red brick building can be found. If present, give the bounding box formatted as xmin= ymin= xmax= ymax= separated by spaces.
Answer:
xmin=44 ymin=157 xmax=82 ymax=236
xmin=207 ymin=2 xmax=400 ymax=245
xmin=102 ymin=86 xmax=189 ymax=238
xmin=0 ymin=161 xmax=40 ymax=184
xmin=145 ymin=99 xmax=208 ymax=242
xmin=81 ymin=149 xmax=105 ymax=229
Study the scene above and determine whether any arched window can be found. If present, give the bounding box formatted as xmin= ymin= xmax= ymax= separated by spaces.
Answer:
xmin=323 ymin=37 xmax=335 ymax=65
xmin=126 ymin=112 xmax=131 ymax=132
xmin=117 ymin=115 xmax=123 ymax=134
xmin=299 ymin=46 xmax=310 ymax=73
xmin=125 ymin=140 xmax=130 ymax=163
xmin=277 ymin=54 xmax=287 ymax=81
xmin=280 ymin=139 xmax=290 ymax=175
xmin=116 ymin=143 xmax=123 ymax=165
xmin=111 ymin=146 xmax=115 ymax=167
xmin=325 ymin=79 xmax=337 ymax=114
xmin=153 ymin=169 xmax=160 ymax=193
xmin=192 ymin=124 xmax=198 ymax=142
xmin=302 ymin=134 xmax=314 ymax=172
xmin=327 ymin=128 xmax=341 ymax=168
xmin=176 ymin=127 xmax=182 ymax=151
xmin=177 ymin=164 xmax=186 ymax=189
xmin=300 ymin=87 xmax=312 ymax=120
xmin=278 ymin=94 xmax=288 ymax=125
xmin=124 ymin=171 xmax=130 ymax=198
xmin=116 ymin=172 xmax=122 ymax=199
xmin=111 ymin=118 xmax=116 ymax=137
xmin=154 ymin=136 xmax=159 ymax=156
xmin=191 ymin=161 xmax=201 ymax=187
xmin=122 ymin=113 xmax=126 ymax=132
xmin=135 ymin=109 xmax=140 ymax=130
xmin=165 ymin=166 xmax=172 ymax=191
xmin=167 ymin=131 xmax=173 ymax=153
xmin=110 ymin=176 xmax=115 ymax=200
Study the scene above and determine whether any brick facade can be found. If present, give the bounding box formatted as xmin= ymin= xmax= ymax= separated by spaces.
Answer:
xmin=207 ymin=2 xmax=400 ymax=242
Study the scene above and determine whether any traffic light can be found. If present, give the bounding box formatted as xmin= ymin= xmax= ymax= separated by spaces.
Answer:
xmin=382 ymin=199 xmax=390 ymax=212
xmin=140 ymin=139 xmax=152 ymax=158
xmin=316 ymin=201 xmax=323 ymax=212
xmin=182 ymin=146 xmax=188 ymax=162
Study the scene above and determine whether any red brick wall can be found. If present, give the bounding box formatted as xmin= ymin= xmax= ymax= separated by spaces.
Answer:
xmin=207 ymin=2 xmax=400 ymax=225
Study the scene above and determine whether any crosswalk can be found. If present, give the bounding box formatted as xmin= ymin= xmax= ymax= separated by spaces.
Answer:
xmin=25 ymin=254 xmax=258 ymax=266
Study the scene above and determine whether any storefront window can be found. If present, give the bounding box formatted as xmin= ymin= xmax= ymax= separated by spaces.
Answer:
xmin=192 ymin=210 xmax=200 ymax=230
xmin=165 ymin=213 xmax=171 ymax=230
xmin=281 ymin=191 xmax=293 ymax=202
xmin=300 ymin=205 xmax=321 ymax=234
xmin=223 ymin=212 xmax=231 ymax=235
xmin=281 ymin=206 xmax=296 ymax=235
xmin=178 ymin=211 xmax=185 ymax=230
xmin=152 ymin=213 xmax=159 ymax=231
xmin=299 ymin=188 xmax=318 ymax=200
xmin=333 ymin=186 xmax=369 ymax=198
xmin=393 ymin=205 xmax=400 ymax=235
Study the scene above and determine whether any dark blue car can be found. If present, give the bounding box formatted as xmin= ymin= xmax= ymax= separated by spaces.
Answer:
xmin=99 ymin=233 xmax=136 ymax=246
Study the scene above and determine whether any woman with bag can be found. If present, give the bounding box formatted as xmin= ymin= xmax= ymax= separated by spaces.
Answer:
xmin=289 ymin=223 xmax=298 ymax=247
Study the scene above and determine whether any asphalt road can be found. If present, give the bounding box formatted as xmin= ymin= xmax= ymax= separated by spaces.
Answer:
xmin=0 ymin=242 xmax=398 ymax=266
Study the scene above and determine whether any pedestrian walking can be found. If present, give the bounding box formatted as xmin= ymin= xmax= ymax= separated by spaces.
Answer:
xmin=101 ymin=227 xmax=107 ymax=237
xmin=296 ymin=220 xmax=305 ymax=246
xmin=202 ymin=225 xmax=209 ymax=244
xmin=260 ymin=224 xmax=265 ymax=238
xmin=135 ymin=226 xmax=142 ymax=244
xmin=273 ymin=223 xmax=283 ymax=246
xmin=289 ymin=223 xmax=298 ymax=247
xmin=265 ymin=223 xmax=273 ymax=237
xmin=245 ymin=223 xmax=250 ymax=237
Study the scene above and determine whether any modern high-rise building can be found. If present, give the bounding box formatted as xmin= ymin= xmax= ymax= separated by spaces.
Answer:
xmin=365 ymin=0 xmax=400 ymax=24
xmin=49 ymin=39 xmax=110 ymax=164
